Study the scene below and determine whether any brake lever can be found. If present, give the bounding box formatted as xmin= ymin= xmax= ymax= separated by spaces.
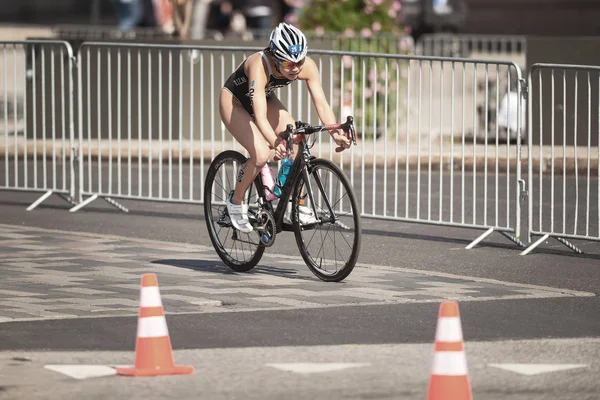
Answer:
xmin=343 ymin=116 xmax=357 ymax=146
xmin=284 ymin=123 xmax=294 ymax=155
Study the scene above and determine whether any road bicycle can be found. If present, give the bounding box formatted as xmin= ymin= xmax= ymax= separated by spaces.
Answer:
xmin=204 ymin=116 xmax=361 ymax=282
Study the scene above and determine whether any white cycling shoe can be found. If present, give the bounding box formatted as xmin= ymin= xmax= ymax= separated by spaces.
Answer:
xmin=284 ymin=202 xmax=318 ymax=225
xmin=226 ymin=196 xmax=253 ymax=233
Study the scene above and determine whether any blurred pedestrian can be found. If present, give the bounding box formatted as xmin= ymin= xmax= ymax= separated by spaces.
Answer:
xmin=116 ymin=0 xmax=144 ymax=30
xmin=115 ymin=0 xmax=157 ymax=30
xmin=169 ymin=0 xmax=195 ymax=39
xmin=278 ymin=0 xmax=301 ymax=25
xmin=237 ymin=0 xmax=275 ymax=38
xmin=205 ymin=0 xmax=234 ymax=38
xmin=153 ymin=0 xmax=175 ymax=33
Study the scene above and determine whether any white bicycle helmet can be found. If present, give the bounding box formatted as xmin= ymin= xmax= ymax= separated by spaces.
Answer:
xmin=269 ymin=22 xmax=308 ymax=63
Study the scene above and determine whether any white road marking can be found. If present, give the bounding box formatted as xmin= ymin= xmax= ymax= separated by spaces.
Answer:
xmin=45 ymin=365 xmax=117 ymax=379
xmin=488 ymin=363 xmax=588 ymax=376
xmin=266 ymin=363 xmax=371 ymax=374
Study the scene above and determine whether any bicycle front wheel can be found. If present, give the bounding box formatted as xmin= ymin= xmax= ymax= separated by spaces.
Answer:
xmin=204 ymin=150 xmax=264 ymax=272
xmin=292 ymin=159 xmax=361 ymax=282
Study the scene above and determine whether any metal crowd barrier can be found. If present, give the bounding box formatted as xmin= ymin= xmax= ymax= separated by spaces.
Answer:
xmin=68 ymin=42 xmax=526 ymax=249
xmin=523 ymin=63 xmax=600 ymax=255
xmin=415 ymin=34 xmax=526 ymax=65
xmin=4 ymin=39 xmax=600 ymax=255
xmin=0 ymin=40 xmax=76 ymax=210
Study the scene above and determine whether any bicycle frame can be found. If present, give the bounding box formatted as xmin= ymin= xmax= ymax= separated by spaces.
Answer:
xmin=254 ymin=116 xmax=357 ymax=233
xmin=257 ymin=141 xmax=309 ymax=233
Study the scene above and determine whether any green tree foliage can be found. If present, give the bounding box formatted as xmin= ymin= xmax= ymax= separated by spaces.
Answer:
xmin=298 ymin=0 xmax=402 ymax=34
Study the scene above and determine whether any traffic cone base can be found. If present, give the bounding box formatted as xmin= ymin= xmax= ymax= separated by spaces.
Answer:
xmin=428 ymin=376 xmax=472 ymax=400
xmin=116 ymin=365 xmax=194 ymax=377
xmin=117 ymin=273 xmax=193 ymax=377
xmin=427 ymin=301 xmax=472 ymax=400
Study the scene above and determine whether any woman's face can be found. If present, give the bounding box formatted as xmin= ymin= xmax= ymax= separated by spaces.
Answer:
xmin=275 ymin=57 xmax=305 ymax=80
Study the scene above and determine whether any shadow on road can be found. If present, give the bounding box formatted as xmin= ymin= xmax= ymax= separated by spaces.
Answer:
xmin=3 ymin=198 xmax=599 ymax=261
xmin=151 ymin=259 xmax=319 ymax=282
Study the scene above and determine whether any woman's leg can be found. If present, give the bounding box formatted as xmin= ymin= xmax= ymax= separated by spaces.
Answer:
xmin=265 ymin=96 xmax=316 ymax=223
xmin=219 ymin=89 xmax=271 ymax=205
xmin=264 ymin=95 xmax=297 ymax=155
xmin=219 ymin=90 xmax=297 ymax=203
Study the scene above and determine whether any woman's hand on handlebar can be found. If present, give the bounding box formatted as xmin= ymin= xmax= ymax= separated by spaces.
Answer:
xmin=272 ymin=137 xmax=287 ymax=161
xmin=332 ymin=131 xmax=351 ymax=152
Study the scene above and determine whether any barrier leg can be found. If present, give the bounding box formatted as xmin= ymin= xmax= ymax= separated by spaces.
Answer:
xmin=465 ymin=228 xmax=494 ymax=249
xmin=499 ymin=231 xmax=526 ymax=247
xmin=520 ymin=233 xmax=549 ymax=256
xmin=555 ymin=237 xmax=582 ymax=254
xmin=103 ymin=197 xmax=129 ymax=213
xmin=69 ymin=194 xmax=98 ymax=212
xmin=26 ymin=190 xmax=54 ymax=211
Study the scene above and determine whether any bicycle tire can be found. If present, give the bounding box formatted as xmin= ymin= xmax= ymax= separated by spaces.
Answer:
xmin=204 ymin=150 xmax=265 ymax=272
xmin=292 ymin=159 xmax=361 ymax=282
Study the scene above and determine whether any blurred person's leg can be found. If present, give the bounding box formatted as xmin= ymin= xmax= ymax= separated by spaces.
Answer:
xmin=117 ymin=0 xmax=144 ymax=30
xmin=244 ymin=9 xmax=272 ymax=40
xmin=279 ymin=0 xmax=299 ymax=24
xmin=171 ymin=0 xmax=194 ymax=39
xmin=190 ymin=0 xmax=212 ymax=39
xmin=141 ymin=0 xmax=158 ymax=27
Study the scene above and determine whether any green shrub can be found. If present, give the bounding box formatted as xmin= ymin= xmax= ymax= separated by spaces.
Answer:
xmin=298 ymin=0 xmax=411 ymax=140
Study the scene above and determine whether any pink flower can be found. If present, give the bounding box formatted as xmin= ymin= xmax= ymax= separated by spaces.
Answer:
xmin=392 ymin=0 xmax=401 ymax=10
xmin=360 ymin=28 xmax=372 ymax=38
xmin=399 ymin=37 xmax=411 ymax=51
xmin=363 ymin=87 xmax=373 ymax=99
xmin=388 ymin=9 xmax=397 ymax=18
xmin=372 ymin=21 xmax=382 ymax=32
xmin=368 ymin=69 xmax=376 ymax=82
xmin=342 ymin=55 xmax=353 ymax=69
xmin=371 ymin=0 xmax=383 ymax=5
xmin=364 ymin=5 xmax=373 ymax=14
xmin=315 ymin=26 xmax=325 ymax=36
xmin=344 ymin=28 xmax=355 ymax=38
xmin=284 ymin=14 xmax=297 ymax=24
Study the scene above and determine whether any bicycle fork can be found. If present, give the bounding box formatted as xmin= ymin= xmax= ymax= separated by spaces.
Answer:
xmin=301 ymin=167 xmax=337 ymax=225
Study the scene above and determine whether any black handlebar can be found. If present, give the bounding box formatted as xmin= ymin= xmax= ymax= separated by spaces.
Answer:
xmin=279 ymin=116 xmax=357 ymax=154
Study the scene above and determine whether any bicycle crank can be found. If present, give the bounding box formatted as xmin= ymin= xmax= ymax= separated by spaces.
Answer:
xmin=253 ymin=209 xmax=276 ymax=247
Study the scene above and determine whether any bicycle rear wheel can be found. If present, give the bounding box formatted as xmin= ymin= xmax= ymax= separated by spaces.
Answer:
xmin=292 ymin=159 xmax=361 ymax=282
xmin=204 ymin=150 xmax=264 ymax=272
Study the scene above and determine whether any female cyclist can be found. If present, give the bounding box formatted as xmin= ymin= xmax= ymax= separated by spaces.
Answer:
xmin=220 ymin=22 xmax=351 ymax=233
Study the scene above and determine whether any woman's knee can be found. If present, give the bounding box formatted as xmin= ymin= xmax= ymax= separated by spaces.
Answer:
xmin=251 ymin=147 xmax=271 ymax=167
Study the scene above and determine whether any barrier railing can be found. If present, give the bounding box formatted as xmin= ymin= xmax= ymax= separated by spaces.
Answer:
xmin=415 ymin=34 xmax=526 ymax=66
xmin=4 ymin=39 xmax=600 ymax=255
xmin=523 ymin=63 xmax=600 ymax=255
xmin=0 ymin=40 xmax=76 ymax=210
xmin=69 ymin=42 xmax=525 ymax=248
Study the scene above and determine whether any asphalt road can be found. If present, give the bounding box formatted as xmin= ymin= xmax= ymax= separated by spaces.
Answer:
xmin=0 ymin=180 xmax=599 ymax=399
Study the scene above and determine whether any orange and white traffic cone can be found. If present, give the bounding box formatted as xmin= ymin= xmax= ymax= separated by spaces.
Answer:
xmin=427 ymin=301 xmax=472 ymax=400
xmin=117 ymin=273 xmax=194 ymax=377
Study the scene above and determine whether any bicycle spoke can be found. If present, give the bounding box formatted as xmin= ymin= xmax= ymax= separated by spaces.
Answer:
xmin=204 ymin=151 xmax=264 ymax=272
